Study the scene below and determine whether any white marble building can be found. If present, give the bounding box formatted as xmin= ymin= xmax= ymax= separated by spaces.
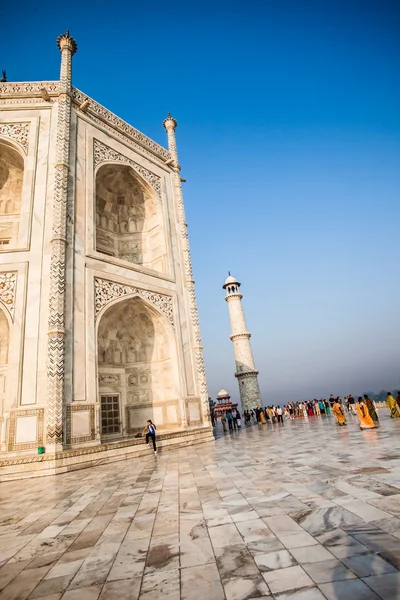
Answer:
xmin=223 ymin=274 xmax=262 ymax=410
xmin=0 ymin=32 xmax=212 ymax=478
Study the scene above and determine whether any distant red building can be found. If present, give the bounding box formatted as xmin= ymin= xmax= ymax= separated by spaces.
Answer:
xmin=213 ymin=389 xmax=238 ymax=418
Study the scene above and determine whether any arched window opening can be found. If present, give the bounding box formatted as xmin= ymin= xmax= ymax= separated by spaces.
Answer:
xmin=95 ymin=164 xmax=167 ymax=274
xmin=0 ymin=142 xmax=24 ymax=247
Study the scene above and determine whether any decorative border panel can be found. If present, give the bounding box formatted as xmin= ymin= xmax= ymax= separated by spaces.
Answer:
xmin=65 ymin=404 xmax=96 ymax=445
xmin=0 ymin=272 xmax=17 ymax=320
xmin=8 ymin=409 xmax=44 ymax=452
xmin=0 ymin=123 xmax=29 ymax=154
xmin=72 ymin=88 xmax=170 ymax=161
xmin=0 ymin=81 xmax=59 ymax=96
xmin=93 ymin=139 xmax=161 ymax=197
xmin=95 ymin=277 xmax=174 ymax=327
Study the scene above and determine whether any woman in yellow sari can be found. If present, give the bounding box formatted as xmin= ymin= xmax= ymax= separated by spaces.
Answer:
xmin=260 ymin=408 xmax=267 ymax=424
xmin=386 ymin=393 xmax=400 ymax=418
xmin=356 ymin=397 xmax=375 ymax=429
xmin=332 ymin=399 xmax=347 ymax=426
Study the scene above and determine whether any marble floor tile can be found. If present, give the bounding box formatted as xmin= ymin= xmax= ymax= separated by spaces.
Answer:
xmin=1 ymin=414 xmax=400 ymax=600
xmin=236 ymin=519 xmax=274 ymax=544
xmin=107 ymin=538 xmax=149 ymax=581
xmin=263 ymin=515 xmax=303 ymax=534
xmin=206 ymin=516 xmax=233 ymax=527
xmin=214 ymin=544 xmax=259 ymax=579
xmin=180 ymin=536 xmax=215 ymax=568
xmin=318 ymin=579 xmax=381 ymax=599
xmin=62 ymin=584 xmax=102 ymax=600
xmin=208 ymin=523 xmax=243 ymax=548
xmin=255 ymin=548 xmax=297 ymax=575
xmin=328 ymin=541 xmax=370 ymax=559
xmin=223 ymin=574 xmax=270 ymax=600
xmin=275 ymin=531 xmax=319 ymax=548
xmin=273 ymin=588 xmax=326 ymax=600
xmin=262 ymin=565 xmax=314 ymax=594
xmin=181 ymin=563 xmax=224 ymax=600
xmin=246 ymin=537 xmax=285 ymax=556
xmin=139 ymin=568 xmax=180 ymax=600
xmin=362 ymin=573 xmax=400 ymax=600
xmin=145 ymin=534 xmax=179 ymax=573
xmin=342 ymin=553 xmax=398 ymax=577
xmin=99 ymin=578 xmax=142 ymax=600
xmin=0 ymin=566 xmax=50 ymax=599
xmin=303 ymin=558 xmax=357 ymax=584
xmin=29 ymin=574 xmax=74 ymax=597
xmin=289 ymin=544 xmax=334 ymax=563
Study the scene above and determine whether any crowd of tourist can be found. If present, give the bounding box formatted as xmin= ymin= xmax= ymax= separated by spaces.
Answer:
xmin=213 ymin=391 xmax=400 ymax=433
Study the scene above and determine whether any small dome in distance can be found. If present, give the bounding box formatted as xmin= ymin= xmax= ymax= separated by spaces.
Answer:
xmin=217 ymin=389 xmax=230 ymax=399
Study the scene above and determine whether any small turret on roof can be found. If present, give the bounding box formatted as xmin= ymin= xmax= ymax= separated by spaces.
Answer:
xmin=223 ymin=272 xmax=241 ymax=289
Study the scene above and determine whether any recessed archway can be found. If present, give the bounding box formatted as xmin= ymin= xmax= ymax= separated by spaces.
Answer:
xmin=0 ymin=142 xmax=24 ymax=247
xmin=95 ymin=163 xmax=167 ymax=274
xmin=97 ymin=296 xmax=180 ymax=439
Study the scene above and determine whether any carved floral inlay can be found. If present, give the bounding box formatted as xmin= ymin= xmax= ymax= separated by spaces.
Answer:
xmin=0 ymin=123 xmax=29 ymax=153
xmin=94 ymin=139 xmax=161 ymax=197
xmin=95 ymin=278 xmax=174 ymax=326
xmin=0 ymin=272 xmax=16 ymax=320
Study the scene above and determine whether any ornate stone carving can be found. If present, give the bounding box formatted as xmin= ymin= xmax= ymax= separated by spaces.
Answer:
xmin=0 ymin=272 xmax=16 ymax=320
xmin=72 ymin=88 xmax=170 ymax=162
xmin=0 ymin=81 xmax=59 ymax=96
xmin=95 ymin=278 xmax=174 ymax=326
xmin=99 ymin=374 xmax=121 ymax=386
xmin=0 ymin=122 xmax=29 ymax=154
xmin=94 ymin=139 xmax=161 ymax=197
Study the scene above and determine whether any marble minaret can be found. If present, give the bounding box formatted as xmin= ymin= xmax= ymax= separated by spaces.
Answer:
xmin=223 ymin=274 xmax=262 ymax=410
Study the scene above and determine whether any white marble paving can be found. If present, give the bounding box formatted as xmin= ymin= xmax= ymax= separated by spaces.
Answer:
xmin=0 ymin=414 xmax=399 ymax=599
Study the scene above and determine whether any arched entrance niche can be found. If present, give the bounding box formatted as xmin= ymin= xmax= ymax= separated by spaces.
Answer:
xmin=0 ymin=308 xmax=10 ymax=443
xmin=95 ymin=164 xmax=167 ymax=274
xmin=97 ymin=296 xmax=180 ymax=439
xmin=0 ymin=141 xmax=24 ymax=247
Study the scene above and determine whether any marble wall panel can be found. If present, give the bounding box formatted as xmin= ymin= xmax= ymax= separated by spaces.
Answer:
xmin=187 ymin=399 xmax=201 ymax=426
xmin=7 ymin=408 xmax=44 ymax=451
xmin=15 ymin=415 xmax=36 ymax=443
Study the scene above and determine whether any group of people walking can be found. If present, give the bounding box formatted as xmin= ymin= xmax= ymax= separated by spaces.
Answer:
xmin=213 ymin=391 xmax=400 ymax=435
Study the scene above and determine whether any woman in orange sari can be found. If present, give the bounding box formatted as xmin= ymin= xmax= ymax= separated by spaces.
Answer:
xmin=356 ymin=397 xmax=375 ymax=429
xmin=332 ymin=398 xmax=347 ymax=426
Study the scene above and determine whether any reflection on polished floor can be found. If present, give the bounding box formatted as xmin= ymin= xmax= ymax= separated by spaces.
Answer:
xmin=1 ymin=410 xmax=400 ymax=600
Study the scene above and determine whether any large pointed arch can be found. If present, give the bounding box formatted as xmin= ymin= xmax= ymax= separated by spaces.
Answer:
xmin=96 ymin=295 xmax=180 ymax=439
xmin=94 ymin=161 xmax=167 ymax=274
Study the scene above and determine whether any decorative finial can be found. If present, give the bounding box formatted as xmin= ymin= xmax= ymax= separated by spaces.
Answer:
xmin=163 ymin=112 xmax=178 ymax=130
xmin=0 ymin=70 xmax=7 ymax=83
xmin=228 ymin=271 xmax=231 ymax=276
xmin=57 ymin=30 xmax=78 ymax=55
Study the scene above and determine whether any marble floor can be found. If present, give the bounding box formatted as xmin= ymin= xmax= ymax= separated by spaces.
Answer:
xmin=1 ymin=411 xmax=400 ymax=600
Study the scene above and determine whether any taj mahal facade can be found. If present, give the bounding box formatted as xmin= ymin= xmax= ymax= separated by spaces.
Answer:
xmin=0 ymin=32 xmax=213 ymax=479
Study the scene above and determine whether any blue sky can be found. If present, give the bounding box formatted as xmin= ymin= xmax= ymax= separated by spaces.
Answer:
xmin=2 ymin=0 xmax=399 ymax=404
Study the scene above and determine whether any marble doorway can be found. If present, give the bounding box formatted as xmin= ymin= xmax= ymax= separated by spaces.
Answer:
xmin=97 ymin=296 xmax=180 ymax=440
